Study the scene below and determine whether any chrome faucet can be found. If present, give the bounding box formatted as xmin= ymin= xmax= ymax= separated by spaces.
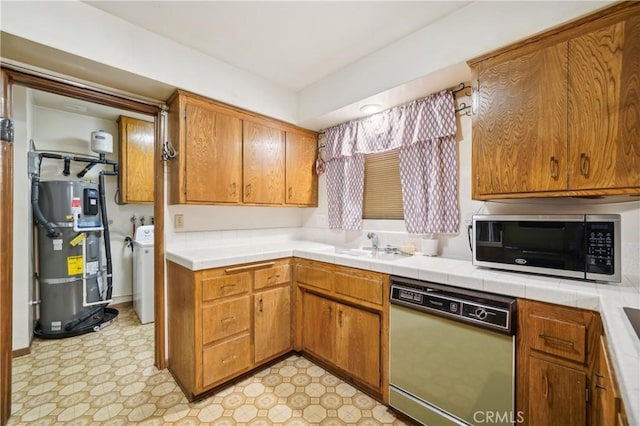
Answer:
xmin=367 ymin=232 xmax=379 ymax=250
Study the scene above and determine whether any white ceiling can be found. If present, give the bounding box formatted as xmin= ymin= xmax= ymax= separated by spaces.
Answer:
xmin=85 ymin=1 xmax=471 ymax=92
xmin=31 ymin=89 xmax=155 ymax=122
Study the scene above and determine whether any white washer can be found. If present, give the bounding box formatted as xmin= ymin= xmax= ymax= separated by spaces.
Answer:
xmin=133 ymin=225 xmax=154 ymax=324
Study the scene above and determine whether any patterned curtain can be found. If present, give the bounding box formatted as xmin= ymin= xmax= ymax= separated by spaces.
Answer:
xmin=325 ymin=90 xmax=459 ymax=233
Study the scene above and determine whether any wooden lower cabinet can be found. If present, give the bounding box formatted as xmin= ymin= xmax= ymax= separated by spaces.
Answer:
xmin=302 ymin=292 xmax=336 ymax=362
xmin=528 ymin=357 xmax=587 ymax=426
xmin=295 ymin=259 xmax=388 ymax=401
xmin=592 ymin=335 xmax=628 ymax=426
xmin=335 ymin=303 xmax=380 ymax=389
xmin=301 ymin=292 xmax=381 ymax=389
xmin=167 ymin=258 xmax=291 ymax=400
xmin=254 ymin=286 xmax=291 ymax=364
xmin=517 ymin=299 xmax=627 ymax=426
xmin=203 ymin=334 xmax=251 ymax=388
xmin=518 ymin=299 xmax=595 ymax=426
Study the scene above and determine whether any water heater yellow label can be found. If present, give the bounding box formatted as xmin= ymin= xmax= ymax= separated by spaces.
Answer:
xmin=69 ymin=233 xmax=85 ymax=247
xmin=67 ymin=256 xmax=83 ymax=275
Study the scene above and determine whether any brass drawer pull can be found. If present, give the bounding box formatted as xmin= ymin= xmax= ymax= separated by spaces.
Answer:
xmin=220 ymin=316 xmax=236 ymax=324
xmin=221 ymin=355 xmax=237 ymax=364
xmin=539 ymin=333 xmax=575 ymax=349
xmin=580 ymin=152 xmax=589 ymax=176
xmin=550 ymin=156 xmax=558 ymax=179
xmin=267 ymin=274 xmax=281 ymax=281
xmin=225 ymin=262 xmax=275 ymax=273
xmin=221 ymin=283 xmax=237 ymax=290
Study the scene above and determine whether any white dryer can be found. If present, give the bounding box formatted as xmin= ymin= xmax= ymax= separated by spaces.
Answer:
xmin=133 ymin=225 xmax=154 ymax=324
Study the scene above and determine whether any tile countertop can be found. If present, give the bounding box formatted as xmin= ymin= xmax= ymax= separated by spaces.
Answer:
xmin=166 ymin=241 xmax=640 ymax=425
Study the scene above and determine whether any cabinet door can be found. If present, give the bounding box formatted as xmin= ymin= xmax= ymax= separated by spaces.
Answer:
xmin=254 ymin=286 xmax=291 ymax=364
xmin=184 ymin=100 xmax=242 ymax=203
xmin=568 ymin=16 xmax=640 ymax=190
xmin=529 ymin=357 xmax=586 ymax=426
xmin=335 ymin=303 xmax=380 ymax=389
xmin=285 ymin=132 xmax=318 ymax=206
xmin=473 ymin=42 xmax=568 ymax=197
xmin=118 ymin=116 xmax=154 ymax=203
xmin=302 ymin=292 xmax=335 ymax=363
xmin=592 ymin=336 xmax=618 ymax=426
xmin=243 ymin=121 xmax=285 ymax=204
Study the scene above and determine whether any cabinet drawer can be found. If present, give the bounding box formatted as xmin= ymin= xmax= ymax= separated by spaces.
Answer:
xmin=255 ymin=264 xmax=290 ymax=290
xmin=295 ymin=264 xmax=333 ymax=291
xmin=202 ymin=273 xmax=250 ymax=301
xmin=529 ymin=314 xmax=586 ymax=363
xmin=202 ymin=334 xmax=251 ymax=387
xmin=334 ymin=271 xmax=383 ymax=305
xmin=202 ymin=296 xmax=250 ymax=344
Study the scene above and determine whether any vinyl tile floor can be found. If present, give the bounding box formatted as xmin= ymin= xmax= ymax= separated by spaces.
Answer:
xmin=9 ymin=306 xmax=409 ymax=425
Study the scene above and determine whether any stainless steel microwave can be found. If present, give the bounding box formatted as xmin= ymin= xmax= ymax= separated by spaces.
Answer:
xmin=472 ymin=214 xmax=621 ymax=282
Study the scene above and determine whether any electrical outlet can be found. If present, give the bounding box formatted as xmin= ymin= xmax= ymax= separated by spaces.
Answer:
xmin=174 ymin=214 xmax=184 ymax=229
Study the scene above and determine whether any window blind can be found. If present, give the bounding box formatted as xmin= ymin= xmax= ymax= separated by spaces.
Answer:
xmin=363 ymin=148 xmax=403 ymax=219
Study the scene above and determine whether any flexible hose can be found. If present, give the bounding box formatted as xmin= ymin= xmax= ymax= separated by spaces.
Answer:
xmin=99 ymin=172 xmax=114 ymax=300
xmin=31 ymin=176 xmax=60 ymax=238
xmin=64 ymin=304 xmax=106 ymax=331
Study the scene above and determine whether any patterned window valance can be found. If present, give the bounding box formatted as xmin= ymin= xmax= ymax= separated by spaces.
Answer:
xmin=325 ymin=90 xmax=460 ymax=234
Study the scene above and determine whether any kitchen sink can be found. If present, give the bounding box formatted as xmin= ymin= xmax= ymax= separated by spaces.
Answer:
xmin=623 ymin=307 xmax=640 ymax=340
xmin=335 ymin=247 xmax=410 ymax=261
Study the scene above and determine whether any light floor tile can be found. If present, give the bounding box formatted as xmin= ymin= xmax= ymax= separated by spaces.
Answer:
xmin=9 ymin=306 xmax=410 ymax=425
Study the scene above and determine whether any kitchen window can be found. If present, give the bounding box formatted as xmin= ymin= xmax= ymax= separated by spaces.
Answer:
xmin=363 ymin=148 xmax=403 ymax=220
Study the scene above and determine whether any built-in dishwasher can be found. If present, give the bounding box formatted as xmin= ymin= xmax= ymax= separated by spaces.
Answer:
xmin=389 ymin=276 xmax=517 ymax=426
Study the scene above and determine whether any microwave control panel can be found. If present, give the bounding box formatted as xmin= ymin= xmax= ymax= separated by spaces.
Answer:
xmin=586 ymin=222 xmax=615 ymax=275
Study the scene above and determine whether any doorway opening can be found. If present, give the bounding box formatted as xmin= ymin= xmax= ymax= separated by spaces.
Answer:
xmin=2 ymin=67 xmax=168 ymax=422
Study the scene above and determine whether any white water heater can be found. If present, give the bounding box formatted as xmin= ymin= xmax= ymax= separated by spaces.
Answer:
xmin=91 ymin=130 xmax=113 ymax=154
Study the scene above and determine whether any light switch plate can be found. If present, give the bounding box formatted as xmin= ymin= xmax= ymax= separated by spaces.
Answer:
xmin=174 ymin=214 xmax=184 ymax=229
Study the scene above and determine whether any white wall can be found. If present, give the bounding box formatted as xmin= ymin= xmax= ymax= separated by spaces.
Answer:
xmin=12 ymin=86 xmax=32 ymax=350
xmin=297 ymin=1 xmax=615 ymax=126
xmin=0 ymin=1 xmax=297 ymax=123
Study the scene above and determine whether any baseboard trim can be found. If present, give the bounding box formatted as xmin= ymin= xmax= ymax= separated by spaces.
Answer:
xmin=12 ymin=347 xmax=30 ymax=358
xmin=109 ymin=301 xmax=133 ymax=309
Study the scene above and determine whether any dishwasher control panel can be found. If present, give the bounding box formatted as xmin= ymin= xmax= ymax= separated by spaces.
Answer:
xmin=391 ymin=277 xmax=517 ymax=335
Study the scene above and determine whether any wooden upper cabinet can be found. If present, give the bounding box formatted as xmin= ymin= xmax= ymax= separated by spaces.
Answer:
xmin=167 ymin=90 xmax=317 ymax=206
xmin=168 ymin=92 xmax=242 ymax=204
xmin=285 ymin=132 xmax=318 ymax=206
xmin=473 ymin=42 xmax=568 ymax=196
xmin=568 ymin=15 xmax=640 ymax=191
xmin=469 ymin=3 xmax=640 ymax=200
xmin=118 ymin=116 xmax=154 ymax=204
xmin=243 ymin=120 xmax=285 ymax=205
xmin=184 ymin=99 xmax=242 ymax=204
